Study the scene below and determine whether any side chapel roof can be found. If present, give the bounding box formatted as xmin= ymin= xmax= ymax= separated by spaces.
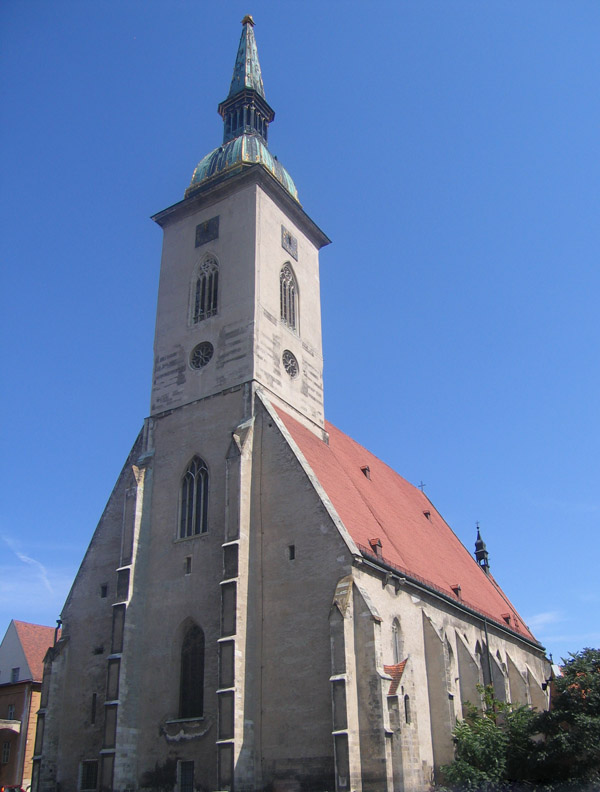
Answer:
xmin=275 ymin=407 xmax=538 ymax=645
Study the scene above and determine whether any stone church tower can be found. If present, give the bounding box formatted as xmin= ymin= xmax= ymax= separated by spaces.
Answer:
xmin=33 ymin=19 xmax=550 ymax=792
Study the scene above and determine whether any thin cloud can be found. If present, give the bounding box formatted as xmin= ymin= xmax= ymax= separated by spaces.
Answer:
xmin=2 ymin=535 xmax=54 ymax=594
xmin=525 ymin=610 xmax=563 ymax=631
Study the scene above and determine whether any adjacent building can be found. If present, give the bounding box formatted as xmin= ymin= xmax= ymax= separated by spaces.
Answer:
xmin=35 ymin=18 xmax=550 ymax=792
xmin=0 ymin=620 xmax=55 ymax=790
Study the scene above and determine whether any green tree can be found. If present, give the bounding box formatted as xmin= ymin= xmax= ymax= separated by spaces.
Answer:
xmin=441 ymin=687 xmax=537 ymax=790
xmin=440 ymin=648 xmax=600 ymax=791
xmin=534 ymin=647 xmax=600 ymax=784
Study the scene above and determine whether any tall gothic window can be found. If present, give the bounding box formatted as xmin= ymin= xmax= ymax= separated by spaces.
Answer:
xmin=180 ymin=624 xmax=205 ymax=718
xmin=180 ymin=457 xmax=209 ymax=538
xmin=392 ymin=619 xmax=403 ymax=664
xmin=193 ymin=256 xmax=219 ymax=323
xmin=280 ymin=264 xmax=297 ymax=331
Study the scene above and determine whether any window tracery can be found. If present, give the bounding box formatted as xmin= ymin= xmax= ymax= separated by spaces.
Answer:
xmin=280 ymin=264 xmax=297 ymax=331
xmin=180 ymin=457 xmax=209 ymax=538
xmin=192 ymin=255 xmax=219 ymax=323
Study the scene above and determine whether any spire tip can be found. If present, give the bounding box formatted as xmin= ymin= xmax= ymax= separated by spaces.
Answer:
xmin=241 ymin=14 xmax=255 ymax=26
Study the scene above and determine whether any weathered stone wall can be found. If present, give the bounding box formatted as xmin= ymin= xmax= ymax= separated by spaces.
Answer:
xmin=248 ymin=399 xmax=353 ymax=791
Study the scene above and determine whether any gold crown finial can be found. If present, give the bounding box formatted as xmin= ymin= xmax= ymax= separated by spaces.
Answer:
xmin=241 ymin=15 xmax=255 ymax=26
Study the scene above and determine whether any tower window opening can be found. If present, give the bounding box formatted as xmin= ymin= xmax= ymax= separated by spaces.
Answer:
xmin=193 ymin=256 xmax=219 ymax=323
xmin=180 ymin=457 xmax=209 ymax=538
xmin=288 ymin=544 xmax=296 ymax=560
xmin=280 ymin=264 xmax=297 ymax=331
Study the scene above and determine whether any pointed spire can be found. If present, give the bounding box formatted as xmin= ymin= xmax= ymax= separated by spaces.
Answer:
xmin=227 ymin=16 xmax=265 ymax=100
xmin=218 ymin=16 xmax=275 ymax=145
xmin=474 ymin=523 xmax=490 ymax=574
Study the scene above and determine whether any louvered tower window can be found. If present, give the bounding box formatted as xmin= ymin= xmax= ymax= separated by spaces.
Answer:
xmin=180 ymin=457 xmax=209 ymax=538
xmin=193 ymin=256 xmax=219 ymax=323
xmin=280 ymin=264 xmax=297 ymax=330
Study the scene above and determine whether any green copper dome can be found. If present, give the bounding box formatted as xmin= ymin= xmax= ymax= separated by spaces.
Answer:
xmin=186 ymin=17 xmax=298 ymax=202
xmin=186 ymin=134 xmax=298 ymax=200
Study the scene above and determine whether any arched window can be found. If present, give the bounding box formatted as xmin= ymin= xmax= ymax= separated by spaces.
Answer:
xmin=404 ymin=694 xmax=411 ymax=724
xmin=193 ymin=256 xmax=219 ymax=323
xmin=392 ymin=619 xmax=403 ymax=664
xmin=180 ymin=624 xmax=205 ymax=718
xmin=280 ymin=264 xmax=297 ymax=331
xmin=180 ymin=457 xmax=209 ymax=538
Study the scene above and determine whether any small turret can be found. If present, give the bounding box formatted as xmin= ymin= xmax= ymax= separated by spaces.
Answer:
xmin=474 ymin=524 xmax=490 ymax=574
xmin=218 ymin=15 xmax=275 ymax=144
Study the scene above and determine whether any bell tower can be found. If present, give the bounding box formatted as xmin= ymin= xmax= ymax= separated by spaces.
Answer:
xmin=150 ymin=16 xmax=330 ymax=436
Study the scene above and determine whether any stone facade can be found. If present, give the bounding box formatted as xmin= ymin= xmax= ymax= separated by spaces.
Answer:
xmin=34 ymin=19 xmax=550 ymax=792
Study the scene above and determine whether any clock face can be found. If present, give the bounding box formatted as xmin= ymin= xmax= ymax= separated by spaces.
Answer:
xmin=282 ymin=349 xmax=298 ymax=378
xmin=190 ymin=341 xmax=214 ymax=369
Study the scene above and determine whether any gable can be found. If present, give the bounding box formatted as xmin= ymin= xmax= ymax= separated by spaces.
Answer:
xmin=272 ymin=404 xmax=538 ymax=645
xmin=0 ymin=620 xmax=54 ymax=683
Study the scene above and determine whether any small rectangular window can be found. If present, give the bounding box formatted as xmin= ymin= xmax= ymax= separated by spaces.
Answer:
xmin=2 ymin=741 xmax=10 ymax=764
xmin=179 ymin=760 xmax=195 ymax=792
xmin=11 ymin=667 xmax=19 ymax=683
xmin=288 ymin=544 xmax=296 ymax=560
xmin=100 ymin=584 xmax=108 ymax=598
xmin=91 ymin=693 xmax=97 ymax=725
xmin=185 ymin=556 xmax=192 ymax=575
xmin=7 ymin=704 xmax=15 ymax=720
xmin=80 ymin=759 xmax=98 ymax=791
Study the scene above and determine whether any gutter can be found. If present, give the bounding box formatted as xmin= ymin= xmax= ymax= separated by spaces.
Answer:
xmin=355 ymin=554 xmax=545 ymax=654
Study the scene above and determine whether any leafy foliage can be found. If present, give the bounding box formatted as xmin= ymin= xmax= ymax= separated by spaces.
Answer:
xmin=439 ymin=648 xmax=600 ymax=792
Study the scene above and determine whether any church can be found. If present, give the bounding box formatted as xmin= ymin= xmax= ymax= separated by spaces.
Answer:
xmin=33 ymin=18 xmax=550 ymax=792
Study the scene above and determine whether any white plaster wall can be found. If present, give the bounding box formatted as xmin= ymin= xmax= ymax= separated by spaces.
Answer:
xmin=0 ymin=623 xmax=30 ymax=683
xmin=254 ymin=188 xmax=324 ymax=431
xmin=151 ymin=186 xmax=257 ymax=415
xmin=352 ymin=565 xmax=550 ymax=787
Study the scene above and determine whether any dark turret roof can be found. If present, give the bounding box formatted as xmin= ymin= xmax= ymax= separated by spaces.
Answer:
xmin=186 ymin=17 xmax=297 ymax=202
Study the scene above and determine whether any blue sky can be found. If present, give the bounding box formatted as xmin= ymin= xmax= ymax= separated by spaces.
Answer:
xmin=1 ymin=1 xmax=599 ymax=664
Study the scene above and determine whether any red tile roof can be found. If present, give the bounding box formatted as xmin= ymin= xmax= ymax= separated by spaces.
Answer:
xmin=275 ymin=407 xmax=537 ymax=645
xmin=13 ymin=621 xmax=56 ymax=681
xmin=384 ymin=660 xmax=407 ymax=696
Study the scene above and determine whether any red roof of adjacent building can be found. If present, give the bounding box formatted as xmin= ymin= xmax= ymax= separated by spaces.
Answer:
xmin=276 ymin=407 xmax=538 ymax=645
xmin=13 ymin=621 xmax=56 ymax=681
xmin=383 ymin=661 xmax=408 ymax=696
